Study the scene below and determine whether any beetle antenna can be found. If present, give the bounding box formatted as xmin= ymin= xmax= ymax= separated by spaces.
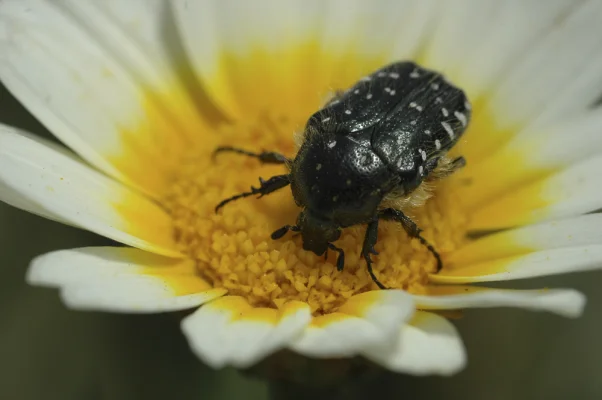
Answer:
xmin=213 ymin=146 xmax=290 ymax=164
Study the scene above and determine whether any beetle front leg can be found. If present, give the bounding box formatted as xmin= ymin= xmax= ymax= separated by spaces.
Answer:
xmin=362 ymin=218 xmax=387 ymax=289
xmin=327 ymin=243 xmax=346 ymax=272
xmin=215 ymin=174 xmax=290 ymax=213
xmin=271 ymin=224 xmax=300 ymax=240
xmin=378 ymin=208 xmax=442 ymax=272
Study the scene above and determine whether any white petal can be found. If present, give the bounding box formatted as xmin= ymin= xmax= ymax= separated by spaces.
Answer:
xmin=290 ymin=290 xmax=415 ymax=358
xmin=173 ymin=0 xmax=436 ymax=118
xmin=423 ymin=0 xmax=575 ymax=100
xmin=173 ymin=0 xmax=321 ymax=117
xmin=434 ymin=245 xmax=602 ymax=284
xmin=490 ymin=1 xmax=602 ymax=132
xmin=181 ymin=297 xmax=311 ymax=369
xmin=414 ymin=286 xmax=585 ymax=319
xmin=450 ymin=214 xmax=602 ymax=266
xmin=0 ymin=180 xmax=70 ymax=226
xmin=365 ymin=311 xmax=466 ymax=376
xmin=0 ymin=126 xmax=180 ymax=256
xmin=319 ymin=0 xmax=436 ymax=61
xmin=28 ymin=247 xmax=224 ymax=313
xmin=458 ymin=108 xmax=602 ymax=209
xmin=469 ymin=154 xmax=602 ymax=231
xmin=0 ymin=0 xmax=208 ymax=197
xmin=457 ymin=1 xmax=602 ymax=163
xmin=520 ymin=108 xmax=602 ymax=170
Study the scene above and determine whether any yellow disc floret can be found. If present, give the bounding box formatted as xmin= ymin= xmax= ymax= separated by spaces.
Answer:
xmin=163 ymin=114 xmax=469 ymax=315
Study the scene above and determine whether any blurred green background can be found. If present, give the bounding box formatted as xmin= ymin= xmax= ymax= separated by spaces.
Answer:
xmin=1 ymin=81 xmax=602 ymax=400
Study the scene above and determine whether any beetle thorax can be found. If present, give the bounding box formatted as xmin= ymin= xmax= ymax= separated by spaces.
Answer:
xmin=290 ymin=131 xmax=393 ymax=227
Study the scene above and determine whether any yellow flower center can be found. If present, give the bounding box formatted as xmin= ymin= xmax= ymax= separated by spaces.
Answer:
xmin=163 ymin=111 xmax=470 ymax=315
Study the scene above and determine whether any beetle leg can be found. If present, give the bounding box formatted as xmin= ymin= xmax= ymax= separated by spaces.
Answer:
xmin=215 ymin=174 xmax=290 ymax=213
xmin=362 ymin=218 xmax=387 ymax=289
xmin=271 ymin=224 xmax=300 ymax=240
xmin=213 ymin=146 xmax=290 ymax=164
xmin=327 ymin=243 xmax=346 ymax=271
xmin=378 ymin=208 xmax=443 ymax=272
xmin=450 ymin=156 xmax=466 ymax=171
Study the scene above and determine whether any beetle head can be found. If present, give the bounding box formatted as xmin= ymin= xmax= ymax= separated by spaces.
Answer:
xmin=297 ymin=210 xmax=341 ymax=255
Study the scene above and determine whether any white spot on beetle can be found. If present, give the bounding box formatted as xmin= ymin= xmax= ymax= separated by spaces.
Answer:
xmin=464 ymin=100 xmax=472 ymax=110
xmin=410 ymin=69 xmax=420 ymax=78
xmin=360 ymin=76 xmax=372 ymax=82
xmin=441 ymin=107 xmax=449 ymax=117
xmin=435 ymin=139 xmax=441 ymax=150
xmin=377 ymin=72 xmax=387 ymax=77
xmin=420 ymin=150 xmax=427 ymax=161
xmin=424 ymin=129 xmax=431 ymax=135
xmin=441 ymin=121 xmax=454 ymax=139
xmin=345 ymin=109 xmax=352 ymax=115
xmin=416 ymin=105 xmax=423 ymax=112
xmin=410 ymin=120 xmax=417 ymax=125
xmin=419 ymin=166 xmax=424 ymax=175
xmin=366 ymin=93 xmax=373 ymax=100
xmin=330 ymin=99 xmax=340 ymax=105
xmin=454 ymin=111 xmax=467 ymax=127
xmin=354 ymin=89 xmax=360 ymax=94
xmin=435 ymin=97 xmax=443 ymax=104
xmin=390 ymin=90 xmax=396 ymax=96
xmin=328 ymin=140 xmax=337 ymax=148
xmin=389 ymin=72 xmax=400 ymax=79
xmin=384 ymin=87 xmax=391 ymax=93
xmin=431 ymin=82 xmax=439 ymax=90
xmin=316 ymin=163 xmax=322 ymax=171
xmin=321 ymin=117 xmax=331 ymax=123
xmin=409 ymin=102 xmax=417 ymax=108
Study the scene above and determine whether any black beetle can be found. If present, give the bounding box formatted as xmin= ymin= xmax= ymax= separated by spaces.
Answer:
xmin=214 ymin=61 xmax=471 ymax=289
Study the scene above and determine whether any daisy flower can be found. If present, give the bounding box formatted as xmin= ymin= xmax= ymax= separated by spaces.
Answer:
xmin=1 ymin=0 xmax=602 ymax=377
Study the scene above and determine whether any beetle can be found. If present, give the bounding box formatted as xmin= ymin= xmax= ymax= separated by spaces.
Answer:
xmin=213 ymin=61 xmax=471 ymax=289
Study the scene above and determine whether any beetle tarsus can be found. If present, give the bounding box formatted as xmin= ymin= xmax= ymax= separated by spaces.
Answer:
xmin=213 ymin=146 xmax=290 ymax=164
xmin=215 ymin=174 xmax=291 ymax=213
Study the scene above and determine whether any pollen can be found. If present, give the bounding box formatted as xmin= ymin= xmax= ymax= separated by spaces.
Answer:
xmin=163 ymin=115 xmax=470 ymax=316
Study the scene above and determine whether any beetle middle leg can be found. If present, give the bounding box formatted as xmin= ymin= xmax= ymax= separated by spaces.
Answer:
xmin=215 ymin=174 xmax=290 ymax=212
xmin=378 ymin=208 xmax=443 ymax=272
xmin=213 ymin=146 xmax=290 ymax=164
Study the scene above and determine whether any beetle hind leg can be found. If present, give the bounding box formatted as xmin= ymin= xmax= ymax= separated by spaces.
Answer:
xmin=426 ymin=155 xmax=466 ymax=180
xmin=378 ymin=208 xmax=443 ymax=272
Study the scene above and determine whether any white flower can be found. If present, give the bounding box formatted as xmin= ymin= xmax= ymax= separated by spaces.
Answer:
xmin=1 ymin=0 xmax=602 ymax=376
